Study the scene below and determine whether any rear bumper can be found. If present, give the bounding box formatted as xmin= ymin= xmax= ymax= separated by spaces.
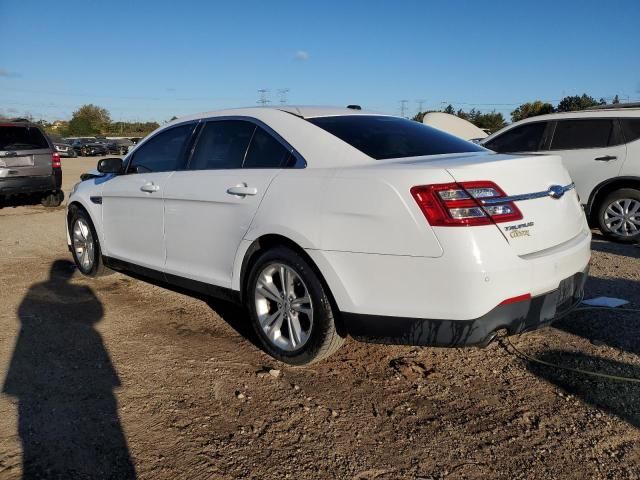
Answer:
xmin=342 ymin=269 xmax=588 ymax=347
xmin=0 ymin=172 xmax=60 ymax=195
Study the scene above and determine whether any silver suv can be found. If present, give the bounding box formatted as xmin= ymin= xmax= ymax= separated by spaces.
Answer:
xmin=0 ymin=120 xmax=63 ymax=207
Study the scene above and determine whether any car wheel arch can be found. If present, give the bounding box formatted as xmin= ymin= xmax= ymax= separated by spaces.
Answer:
xmin=67 ymin=201 xmax=102 ymax=246
xmin=238 ymin=234 xmax=347 ymax=336
xmin=587 ymin=176 xmax=640 ymax=224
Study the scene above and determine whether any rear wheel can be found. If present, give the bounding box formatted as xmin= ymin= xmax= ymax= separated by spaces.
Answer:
xmin=41 ymin=191 xmax=64 ymax=207
xmin=246 ymin=247 xmax=345 ymax=365
xmin=68 ymin=206 xmax=112 ymax=277
xmin=597 ymin=188 xmax=640 ymax=243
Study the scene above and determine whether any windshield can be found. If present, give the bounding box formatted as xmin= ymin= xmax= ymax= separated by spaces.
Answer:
xmin=308 ymin=115 xmax=484 ymax=160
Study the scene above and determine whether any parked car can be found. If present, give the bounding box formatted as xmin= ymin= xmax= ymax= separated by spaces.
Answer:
xmin=66 ymin=107 xmax=590 ymax=364
xmin=49 ymin=136 xmax=77 ymax=158
xmin=70 ymin=138 xmax=108 ymax=157
xmin=482 ymin=108 xmax=640 ymax=242
xmin=1 ymin=120 xmax=64 ymax=206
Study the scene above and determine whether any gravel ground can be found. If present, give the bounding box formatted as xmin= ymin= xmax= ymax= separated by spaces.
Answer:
xmin=0 ymin=157 xmax=639 ymax=479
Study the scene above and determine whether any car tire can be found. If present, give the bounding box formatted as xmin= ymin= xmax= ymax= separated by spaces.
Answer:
xmin=246 ymin=246 xmax=345 ymax=365
xmin=81 ymin=147 xmax=88 ymax=157
xmin=68 ymin=205 xmax=112 ymax=277
xmin=41 ymin=191 xmax=64 ymax=207
xmin=597 ymin=188 xmax=640 ymax=243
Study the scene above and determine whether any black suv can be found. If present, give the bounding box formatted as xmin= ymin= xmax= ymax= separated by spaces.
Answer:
xmin=70 ymin=138 xmax=108 ymax=156
xmin=0 ymin=120 xmax=64 ymax=207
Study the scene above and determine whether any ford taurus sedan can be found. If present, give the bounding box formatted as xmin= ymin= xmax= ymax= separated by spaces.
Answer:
xmin=66 ymin=107 xmax=591 ymax=364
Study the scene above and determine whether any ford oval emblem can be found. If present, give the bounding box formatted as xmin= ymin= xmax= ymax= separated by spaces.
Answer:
xmin=547 ymin=185 xmax=565 ymax=199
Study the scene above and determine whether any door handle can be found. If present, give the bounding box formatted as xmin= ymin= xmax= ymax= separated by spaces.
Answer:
xmin=227 ymin=185 xmax=258 ymax=197
xmin=595 ymin=155 xmax=617 ymax=161
xmin=140 ymin=182 xmax=160 ymax=193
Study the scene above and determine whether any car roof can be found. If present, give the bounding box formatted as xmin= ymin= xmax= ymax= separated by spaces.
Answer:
xmin=506 ymin=108 xmax=640 ymax=125
xmin=174 ymin=105 xmax=387 ymax=123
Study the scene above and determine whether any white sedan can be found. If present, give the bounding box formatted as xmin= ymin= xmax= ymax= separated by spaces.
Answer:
xmin=66 ymin=107 xmax=591 ymax=364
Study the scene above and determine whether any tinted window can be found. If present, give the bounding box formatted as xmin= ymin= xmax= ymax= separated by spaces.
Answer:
xmin=243 ymin=126 xmax=293 ymax=168
xmin=0 ymin=125 xmax=49 ymax=150
xmin=189 ymin=120 xmax=255 ymax=170
xmin=308 ymin=116 xmax=483 ymax=160
xmin=550 ymin=119 xmax=615 ymax=150
xmin=129 ymin=123 xmax=194 ymax=173
xmin=484 ymin=122 xmax=547 ymax=153
xmin=621 ymin=118 xmax=640 ymax=143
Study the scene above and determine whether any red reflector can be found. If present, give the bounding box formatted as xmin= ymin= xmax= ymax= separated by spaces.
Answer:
xmin=411 ymin=181 xmax=523 ymax=227
xmin=52 ymin=152 xmax=61 ymax=169
xmin=499 ymin=293 xmax=531 ymax=306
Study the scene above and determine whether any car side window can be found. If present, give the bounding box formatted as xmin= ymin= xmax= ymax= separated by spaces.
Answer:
xmin=483 ymin=122 xmax=547 ymax=153
xmin=243 ymin=126 xmax=294 ymax=168
xmin=128 ymin=123 xmax=194 ymax=173
xmin=188 ymin=120 xmax=255 ymax=170
xmin=620 ymin=118 xmax=640 ymax=143
xmin=550 ymin=119 xmax=617 ymax=150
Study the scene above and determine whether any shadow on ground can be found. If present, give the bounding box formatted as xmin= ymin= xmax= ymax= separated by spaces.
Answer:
xmin=526 ymin=349 xmax=640 ymax=428
xmin=554 ymin=275 xmax=640 ymax=355
xmin=2 ymin=260 xmax=136 ymax=479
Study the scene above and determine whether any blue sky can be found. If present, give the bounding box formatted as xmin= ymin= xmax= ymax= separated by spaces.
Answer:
xmin=1 ymin=0 xmax=639 ymax=122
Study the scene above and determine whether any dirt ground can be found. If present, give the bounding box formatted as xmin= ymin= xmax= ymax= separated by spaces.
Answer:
xmin=1 ymin=157 xmax=639 ymax=479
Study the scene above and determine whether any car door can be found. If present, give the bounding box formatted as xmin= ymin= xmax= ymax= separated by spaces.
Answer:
xmin=547 ymin=118 xmax=627 ymax=203
xmin=101 ymin=122 xmax=196 ymax=270
xmin=163 ymin=119 xmax=297 ymax=288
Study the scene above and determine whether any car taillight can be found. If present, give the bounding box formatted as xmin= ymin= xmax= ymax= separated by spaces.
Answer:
xmin=410 ymin=181 xmax=522 ymax=227
xmin=52 ymin=152 xmax=61 ymax=169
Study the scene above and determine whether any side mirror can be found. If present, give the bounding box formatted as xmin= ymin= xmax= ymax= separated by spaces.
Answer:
xmin=97 ymin=157 xmax=124 ymax=174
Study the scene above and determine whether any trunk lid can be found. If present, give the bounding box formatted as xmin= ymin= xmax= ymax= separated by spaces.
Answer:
xmin=441 ymin=153 xmax=585 ymax=256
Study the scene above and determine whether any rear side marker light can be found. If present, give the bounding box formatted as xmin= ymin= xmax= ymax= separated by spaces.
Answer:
xmin=411 ymin=181 xmax=523 ymax=227
xmin=499 ymin=293 xmax=532 ymax=306
xmin=52 ymin=152 xmax=61 ymax=169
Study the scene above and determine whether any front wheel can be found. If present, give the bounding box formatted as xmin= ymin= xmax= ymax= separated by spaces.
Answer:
xmin=246 ymin=247 xmax=345 ymax=365
xmin=68 ymin=206 xmax=112 ymax=277
xmin=597 ymin=188 xmax=640 ymax=243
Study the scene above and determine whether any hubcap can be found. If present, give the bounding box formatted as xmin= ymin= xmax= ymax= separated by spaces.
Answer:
xmin=72 ymin=218 xmax=95 ymax=271
xmin=604 ymin=198 xmax=640 ymax=237
xmin=254 ymin=263 xmax=313 ymax=352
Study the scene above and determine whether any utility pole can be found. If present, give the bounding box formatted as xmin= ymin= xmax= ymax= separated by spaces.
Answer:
xmin=400 ymin=99 xmax=408 ymax=118
xmin=416 ymin=99 xmax=425 ymax=115
xmin=257 ymin=89 xmax=271 ymax=105
xmin=277 ymin=88 xmax=290 ymax=105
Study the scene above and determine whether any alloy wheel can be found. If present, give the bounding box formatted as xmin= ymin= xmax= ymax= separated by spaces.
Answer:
xmin=254 ymin=263 xmax=314 ymax=351
xmin=603 ymin=198 xmax=640 ymax=237
xmin=72 ymin=218 xmax=95 ymax=271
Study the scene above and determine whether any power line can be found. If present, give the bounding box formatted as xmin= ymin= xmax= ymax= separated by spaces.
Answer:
xmin=277 ymin=88 xmax=290 ymax=105
xmin=257 ymin=89 xmax=271 ymax=105
xmin=399 ymin=99 xmax=408 ymax=118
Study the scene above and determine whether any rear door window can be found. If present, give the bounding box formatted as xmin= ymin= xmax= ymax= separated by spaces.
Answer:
xmin=188 ymin=120 xmax=255 ymax=170
xmin=128 ymin=123 xmax=195 ymax=173
xmin=483 ymin=122 xmax=547 ymax=153
xmin=243 ymin=126 xmax=294 ymax=168
xmin=620 ymin=118 xmax=640 ymax=143
xmin=0 ymin=125 xmax=49 ymax=150
xmin=550 ymin=119 xmax=617 ymax=150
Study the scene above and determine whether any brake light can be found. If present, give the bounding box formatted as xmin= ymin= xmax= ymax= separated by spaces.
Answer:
xmin=410 ymin=181 xmax=522 ymax=226
xmin=499 ymin=293 xmax=531 ymax=306
xmin=52 ymin=152 xmax=61 ymax=169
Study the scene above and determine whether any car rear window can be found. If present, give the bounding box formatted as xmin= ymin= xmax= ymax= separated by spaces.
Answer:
xmin=0 ymin=125 xmax=49 ymax=150
xmin=307 ymin=115 xmax=484 ymax=160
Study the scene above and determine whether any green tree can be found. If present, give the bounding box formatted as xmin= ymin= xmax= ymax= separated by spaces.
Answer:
xmin=612 ymin=94 xmax=620 ymax=104
xmin=511 ymin=101 xmax=554 ymax=122
xmin=442 ymin=104 xmax=455 ymax=115
xmin=556 ymin=94 xmax=599 ymax=112
xmin=472 ymin=110 xmax=506 ymax=133
xmin=68 ymin=104 xmax=111 ymax=135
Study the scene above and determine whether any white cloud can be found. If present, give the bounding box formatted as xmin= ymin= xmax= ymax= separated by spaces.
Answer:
xmin=294 ymin=50 xmax=309 ymax=61
xmin=0 ymin=68 xmax=20 ymax=78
